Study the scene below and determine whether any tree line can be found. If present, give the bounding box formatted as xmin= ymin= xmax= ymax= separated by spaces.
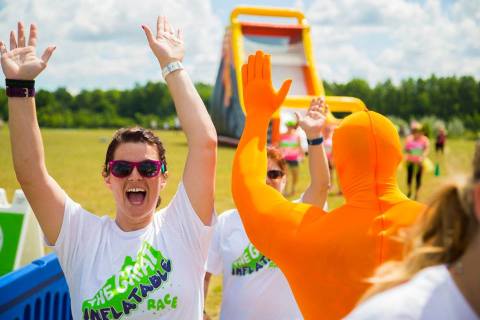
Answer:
xmin=324 ymin=75 xmax=479 ymax=133
xmin=0 ymin=75 xmax=478 ymax=132
xmin=0 ymin=82 xmax=211 ymax=130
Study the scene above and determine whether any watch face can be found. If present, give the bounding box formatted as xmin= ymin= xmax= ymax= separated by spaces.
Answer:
xmin=6 ymin=87 xmax=35 ymax=97
xmin=162 ymin=62 xmax=183 ymax=78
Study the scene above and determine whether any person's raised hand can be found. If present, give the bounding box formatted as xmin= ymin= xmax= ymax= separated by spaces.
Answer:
xmin=142 ymin=16 xmax=184 ymax=69
xmin=241 ymin=51 xmax=291 ymax=120
xmin=295 ymin=97 xmax=328 ymax=139
xmin=0 ymin=22 xmax=55 ymax=80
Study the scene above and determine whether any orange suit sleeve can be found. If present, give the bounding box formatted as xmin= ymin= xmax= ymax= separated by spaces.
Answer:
xmin=231 ymin=51 xmax=326 ymax=259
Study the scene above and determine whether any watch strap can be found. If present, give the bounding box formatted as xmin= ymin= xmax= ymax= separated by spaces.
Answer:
xmin=307 ymin=136 xmax=324 ymax=146
xmin=6 ymin=86 xmax=36 ymax=98
xmin=162 ymin=61 xmax=184 ymax=79
xmin=5 ymin=79 xmax=36 ymax=97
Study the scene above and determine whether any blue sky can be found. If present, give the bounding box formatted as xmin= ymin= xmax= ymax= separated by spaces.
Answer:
xmin=0 ymin=0 xmax=478 ymax=91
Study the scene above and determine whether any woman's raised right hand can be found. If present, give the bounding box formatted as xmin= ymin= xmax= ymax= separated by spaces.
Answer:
xmin=296 ymin=97 xmax=328 ymax=139
xmin=0 ymin=22 xmax=55 ymax=80
xmin=142 ymin=16 xmax=184 ymax=69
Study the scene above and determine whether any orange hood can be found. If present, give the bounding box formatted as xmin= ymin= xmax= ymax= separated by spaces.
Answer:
xmin=333 ymin=111 xmax=408 ymax=210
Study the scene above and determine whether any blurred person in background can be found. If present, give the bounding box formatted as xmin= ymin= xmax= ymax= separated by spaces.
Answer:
xmin=279 ymin=118 xmax=304 ymax=196
xmin=435 ymin=127 xmax=447 ymax=154
xmin=405 ymin=122 xmax=430 ymax=199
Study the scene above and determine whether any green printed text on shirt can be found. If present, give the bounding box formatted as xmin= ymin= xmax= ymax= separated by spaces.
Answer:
xmin=82 ymin=241 xmax=177 ymax=319
xmin=231 ymin=243 xmax=276 ymax=276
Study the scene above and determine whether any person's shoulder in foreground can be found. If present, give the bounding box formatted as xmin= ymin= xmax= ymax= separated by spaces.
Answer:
xmin=346 ymin=264 xmax=478 ymax=320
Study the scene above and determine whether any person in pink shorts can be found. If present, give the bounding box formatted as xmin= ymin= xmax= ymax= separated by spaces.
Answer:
xmin=404 ymin=122 xmax=430 ymax=199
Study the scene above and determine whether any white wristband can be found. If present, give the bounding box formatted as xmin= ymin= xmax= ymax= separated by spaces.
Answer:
xmin=162 ymin=61 xmax=184 ymax=79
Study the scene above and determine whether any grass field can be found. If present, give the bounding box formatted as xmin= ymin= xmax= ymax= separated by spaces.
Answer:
xmin=0 ymin=126 xmax=476 ymax=319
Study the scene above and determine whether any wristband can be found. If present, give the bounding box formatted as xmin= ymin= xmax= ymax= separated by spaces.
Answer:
xmin=162 ymin=61 xmax=183 ymax=79
xmin=307 ymin=136 xmax=324 ymax=146
xmin=5 ymin=79 xmax=36 ymax=98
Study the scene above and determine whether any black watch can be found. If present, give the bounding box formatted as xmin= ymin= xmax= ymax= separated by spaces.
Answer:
xmin=307 ymin=136 xmax=324 ymax=146
xmin=5 ymin=79 xmax=36 ymax=98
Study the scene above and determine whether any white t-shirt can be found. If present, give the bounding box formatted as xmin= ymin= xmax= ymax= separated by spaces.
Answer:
xmin=52 ymin=183 xmax=214 ymax=320
xmin=346 ymin=264 xmax=479 ymax=320
xmin=206 ymin=209 xmax=303 ymax=320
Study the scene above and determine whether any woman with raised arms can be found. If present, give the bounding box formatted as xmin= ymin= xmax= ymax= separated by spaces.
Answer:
xmin=1 ymin=16 xmax=216 ymax=319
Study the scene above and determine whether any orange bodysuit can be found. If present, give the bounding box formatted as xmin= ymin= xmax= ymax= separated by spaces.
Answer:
xmin=232 ymin=51 xmax=425 ymax=319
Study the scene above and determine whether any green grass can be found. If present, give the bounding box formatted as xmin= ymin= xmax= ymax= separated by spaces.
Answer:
xmin=0 ymin=126 xmax=476 ymax=319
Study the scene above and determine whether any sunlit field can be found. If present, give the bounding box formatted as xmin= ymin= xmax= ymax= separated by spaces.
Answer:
xmin=0 ymin=126 xmax=476 ymax=319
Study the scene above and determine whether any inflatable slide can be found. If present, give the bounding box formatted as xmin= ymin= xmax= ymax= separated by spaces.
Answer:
xmin=209 ymin=6 xmax=367 ymax=145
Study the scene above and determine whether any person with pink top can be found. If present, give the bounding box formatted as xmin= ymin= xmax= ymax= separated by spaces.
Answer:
xmin=405 ymin=122 xmax=430 ymax=199
xmin=279 ymin=119 xmax=304 ymax=196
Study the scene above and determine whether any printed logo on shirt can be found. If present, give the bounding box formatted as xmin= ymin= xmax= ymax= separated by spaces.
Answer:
xmin=231 ymin=243 xmax=277 ymax=276
xmin=82 ymin=241 xmax=178 ymax=319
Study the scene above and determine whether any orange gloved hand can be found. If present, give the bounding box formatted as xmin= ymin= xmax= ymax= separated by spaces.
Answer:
xmin=241 ymin=51 xmax=291 ymax=120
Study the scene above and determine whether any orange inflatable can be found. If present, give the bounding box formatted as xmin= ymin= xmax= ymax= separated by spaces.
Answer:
xmin=231 ymin=51 xmax=425 ymax=319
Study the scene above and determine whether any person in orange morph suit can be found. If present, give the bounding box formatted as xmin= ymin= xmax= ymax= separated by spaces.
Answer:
xmin=231 ymin=51 xmax=426 ymax=319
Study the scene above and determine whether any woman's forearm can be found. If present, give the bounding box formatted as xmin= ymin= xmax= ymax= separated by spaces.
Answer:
xmin=165 ymin=70 xmax=217 ymax=147
xmin=8 ymin=97 xmax=48 ymax=183
xmin=8 ymin=96 xmax=65 ymax=245
xmin=303 ymin=142 xmax=330 ymax=207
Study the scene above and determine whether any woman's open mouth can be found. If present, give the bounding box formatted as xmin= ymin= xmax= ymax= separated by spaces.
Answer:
xmin=126 ymin=187 xmax=147 ymax=205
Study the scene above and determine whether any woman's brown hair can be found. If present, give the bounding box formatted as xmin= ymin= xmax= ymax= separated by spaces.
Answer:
xmin=267 ymin=146 xmax=287 ymax=175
